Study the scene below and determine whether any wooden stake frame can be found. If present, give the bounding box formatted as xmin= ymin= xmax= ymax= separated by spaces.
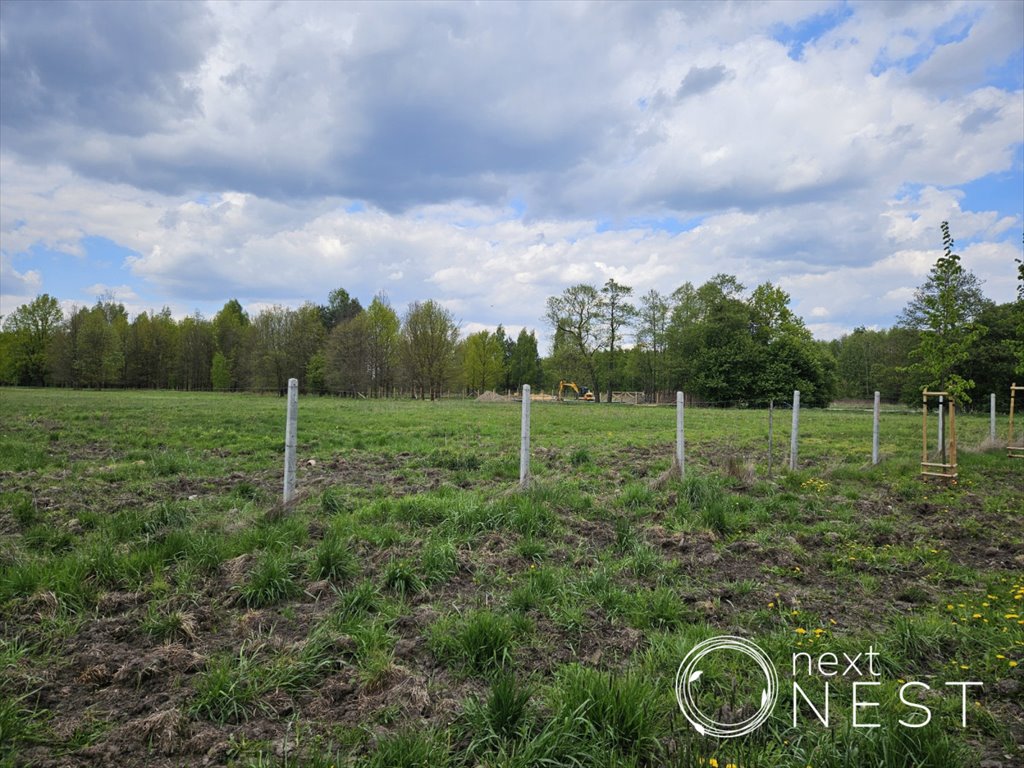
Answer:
xmin=1009 ymin=383 xmax=1024 ymax=459
xmin=921 ymin=390 xmax=957 ymax=479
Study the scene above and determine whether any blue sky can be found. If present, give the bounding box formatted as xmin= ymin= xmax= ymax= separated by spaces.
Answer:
xmin=1 ymin=0 xmax=1021 ymax=343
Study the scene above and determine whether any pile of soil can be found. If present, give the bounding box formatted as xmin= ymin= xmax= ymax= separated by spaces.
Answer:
xmin=475 ymin=391 xmax=510 ymax=402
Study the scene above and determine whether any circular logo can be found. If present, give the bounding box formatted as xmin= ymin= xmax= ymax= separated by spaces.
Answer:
xmin=675 ymin=635 xmax=779 ymax=738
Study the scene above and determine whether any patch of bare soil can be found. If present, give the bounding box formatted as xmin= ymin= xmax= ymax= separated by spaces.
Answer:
xmin=299 ymin=453 xmax=449 ymax=498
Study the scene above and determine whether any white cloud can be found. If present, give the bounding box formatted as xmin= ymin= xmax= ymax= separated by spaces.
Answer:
xmin=84 ymin=283 xmax=140 ymax=303
xmin=0 ymin=1 xmax=1020 ymax=344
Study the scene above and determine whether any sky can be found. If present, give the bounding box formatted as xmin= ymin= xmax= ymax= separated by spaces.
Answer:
xmin=1 ymin=0 xmax=1022 ymax=347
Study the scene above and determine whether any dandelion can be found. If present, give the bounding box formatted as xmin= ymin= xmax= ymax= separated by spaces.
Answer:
xmin=1011 ymin=661 xmax=1019 ymax=668
xmin=768 ymin=602 xmax=775 ymax=608
xmin=795 ymin=628 xmax=807 ymax=635
xmin=1005 ymin=614 xmax=1019 ymax=619
xmin=972 ymin=613 xmax=982 ymax=619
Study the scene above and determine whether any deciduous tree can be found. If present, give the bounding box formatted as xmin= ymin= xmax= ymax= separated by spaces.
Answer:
xmin=400 ymin=300 xmax=459 ymax=400
xmin=899 ymin=222 xmax=988 ymax=404
xmin=509 ymin=328 xmax=542 ymax=390
xmin=545 ymin=284 xmax=603 ymax=401
xmin=365 ymin=295 xmax=400 ymax=397
xmin=461 ymin=330 xmax=505 ymax=393
xmin=1 ymin=293 xmax=63 ymax=385
xmin=634 ymin=289 xmax=669 ymax=398
xmin=600 ymin=279 xmax=636 ymax=403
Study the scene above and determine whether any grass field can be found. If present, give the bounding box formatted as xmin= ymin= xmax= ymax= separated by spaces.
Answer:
xmin=1 ymin=388 xmax=1021 ymax=767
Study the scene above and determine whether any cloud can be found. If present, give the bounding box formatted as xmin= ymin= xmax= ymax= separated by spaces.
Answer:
xmin=676 ymin=65 xmax=735 ymax=99
xmin=0 ymin=255 xmax=42 ymax=320
xmin=0 ymin=1 xmax=215 ymax=136
xmin=0 ymin=1 xmax=1020 ymax=344
xmin=84 ymin=283 xmax=140 ymax=303
xmin=0 ymin=0 xmax=1015 ymax=215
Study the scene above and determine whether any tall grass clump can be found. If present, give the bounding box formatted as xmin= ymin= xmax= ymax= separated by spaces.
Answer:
xmin=429 ymin=610 xmax=526 ymax=675
xmin=236 ymin=549 xmax=303 ymax=608
xmin=362 ymin=728 xmax=450 ymax=768
xmin=550 ymin=664 xmax=664 ymax=763
xmin=310 ymin=533 xmax=358 ymax=582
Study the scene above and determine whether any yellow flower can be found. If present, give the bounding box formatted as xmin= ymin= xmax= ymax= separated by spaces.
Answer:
xmin=996 ymin=654 xmax=1006 ymax=659
xmin=1006 ymin=614 xmax=1020 ymax=619
xmin=946 ymin=604 xmax=954 ymax=610
xmin=709 ymin=760 xmax=719 ymax=768
xmin=768 ymin=602 xmax=774 ymax=608
xmin=1011 ymin=661 xmax=1019 ymax=668
xmin=972 ymin=613 xmax=982 ymax=619
xmin=795 ymin=628 xmax=807 ymax=635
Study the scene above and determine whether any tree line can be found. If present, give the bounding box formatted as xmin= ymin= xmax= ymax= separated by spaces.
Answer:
xmin=2 ymin=226 xmax=1021 ymax=406
xmin=0 ymin=288 xmax=544 ymax=400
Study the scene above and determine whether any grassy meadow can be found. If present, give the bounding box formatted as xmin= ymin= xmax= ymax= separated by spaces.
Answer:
xmin=0 ymin=388 xmax=1021 ymax=767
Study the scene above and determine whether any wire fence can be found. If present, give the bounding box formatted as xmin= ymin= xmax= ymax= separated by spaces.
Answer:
xmin=509 ymin=391 xmax=1011 ymax=485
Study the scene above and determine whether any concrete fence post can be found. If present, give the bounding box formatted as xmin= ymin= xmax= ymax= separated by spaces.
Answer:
xmin=675 ymin=391 xmax=685 ymax=476
xmin=519 ymin=385 xmax=531 ymax=487
xmin=872 ymin=391 xmax=880 ymax=465
xmin=990 ymin=393 xmax=996 ymax=444
xmin=789 ymin=390 xmax=800 ymax=471
xmin=284 ymin=378 xmax=298 ymax=504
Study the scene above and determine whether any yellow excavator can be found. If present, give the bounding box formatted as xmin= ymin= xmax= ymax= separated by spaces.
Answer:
xmin=557 ymin=380 xmax=595 ymax=402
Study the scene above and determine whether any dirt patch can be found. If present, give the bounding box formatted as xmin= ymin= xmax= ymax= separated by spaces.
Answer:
xmin=476 ymin=391 xmax=512 ymax=402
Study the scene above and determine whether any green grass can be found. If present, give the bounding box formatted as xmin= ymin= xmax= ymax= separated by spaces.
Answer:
xmin=429 ymin=609 xmax=529 ymax=675
xmin=0 ymin=388 xmax=1019 ymax=767
xmin=236 ymin=549 xmax=304 ymax=607
xmin=310 ymin=531 xmax=359 ymax=582
xmin=188 ymin=643 xmax=279 ymax=723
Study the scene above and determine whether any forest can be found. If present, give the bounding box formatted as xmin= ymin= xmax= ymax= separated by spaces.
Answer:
xmin=2 ymin=244 xmax=1021 ymax=409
